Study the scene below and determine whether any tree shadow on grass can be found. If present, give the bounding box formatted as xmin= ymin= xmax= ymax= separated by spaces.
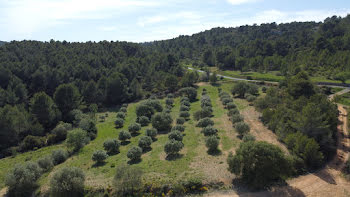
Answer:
xmin=92 ymin=161 xmax=107 ymax=168
xmin=131 ymin=132 xmax=141 ymax=137
xmin=127 ymin=158 xmax=142 ymax=165
xmin=142 ymin=147 xmax=152 ymax=153
xmin=166 ymin=153 xmax=183 ymax=161
xmin=121 ymin=141 xmax=131 ymax=146
xmin=107 ymin=151 xmax=120 ymax=156
xmin=207 ymin=149 xmax=222 ymax=156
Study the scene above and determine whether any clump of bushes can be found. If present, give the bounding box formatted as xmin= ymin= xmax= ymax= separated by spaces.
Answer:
xmin=50 ymin=167 xmax=85 ymax=196
xmin=37 ymin=156 xmax=54 ymax=172
xmin=137 ymin=116 xmax=150 ymax=126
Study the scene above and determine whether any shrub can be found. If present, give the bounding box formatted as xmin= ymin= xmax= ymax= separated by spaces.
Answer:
xmin=226 ymin=102 xmax=236 ymax=110
xmin=181 ymin=100 xmax=191 ymax=107
xmin=242 ymin=134 xmax=256 ymax=142
xmin=119 ymin=107 xmax=127 ymax=113
xmin=145 ymin=128 xmax=158 ymax=141
xmin=164 ymin=140 xmax=184 ymax=156
xmin=180 ymin=105 xmax=190 ymax=111
xmin=206 ymin=136 xmax=219 ymax=152
xmin=92 ymin=150 xmax=108 ymax=164
xmin=246 ymin=95 xmax=257 ymax=102
xmin=51 ymin=149 xmax=68 ymax=165
xmin=201 ymin=126 xmax=218 ymax=136
xmin=118 ymin=130 xmax=131 ymax=143
xmin=228 ymin=108 xmax=240 ymax=117
xmin=5 ymin=162 xmax=42 ymax=197
xmin=138 ymin=136 xmax=153 ymax=151
xmin=227 ymin=141 xmax=290 ymax=189
xmin=137 ymin=116 xmax=150 ymax=126
xmin=114 ymin=164 xmax=143 ymax=196
xmin=51 ymin=122 xmax=72 ymax=142
xmin=37 ymin=156 xmax=54 ymax=172
xmin=136 ymin=104 xmax=154 ymax=119
xmin=128 ymin=123 xmax=141 ymax=135
xmin=179 ymin=111 xmax=190 ymax=120
xmin=127 ymin=146 xmax=142 ymax=162
xmin=196 ymin=117 xmax=214 ymax=128
xmin=50 ymin=167 xmax=85 ymax=197
xmin=179 ymin=87 xmax=197 ymax=102
xmin=262 ymin=87 xmax=267 ymax=93
xmin=230 ymin=114 xmax=244 ymax=124
xmin=165 ymin=98 xmax=174 ymax=106
xmin=222 ymin=98 xmax=233 ymax=105
xmin=167 ymin=93 xmax=174 ymax=98
xmin=219 ymin=92 xmax=230 ymax=98
xmin=176 ymin=117 xmax=186 ymax=125
xmin=180 ymin=97 xmax=190 ymax=103
xmin=66 ymin=129 xmax=89 ymax=152
xmin=235 ymin=122 xmax=250 ymax=136
xmin=172 ymin=125 xmax=185 ymax=132
xmin=115 ymin=118 xmax=124 ymax=128
xmin=151 ymin=112 xmax=173 ymax=132
xmin=122 ymin=103 xmax=128 ymax=108
xmin=79 ymin=118 xmax=97 ymax=140
xmin=168 ymin=130 xmax=183 ymax=141
xmin=116 ymin=112 xmax=126 ymax=119
xmin=20 ymin=135 xmax=46 ymax=151
xmin=103 ymin=139 xmax=121 ymax=154
xmin=193 ymin=106 xmax=213 ymax=120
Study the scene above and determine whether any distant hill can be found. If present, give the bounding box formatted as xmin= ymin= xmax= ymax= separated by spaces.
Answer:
xmin=0 ymin=41 xmax=6 ymax=46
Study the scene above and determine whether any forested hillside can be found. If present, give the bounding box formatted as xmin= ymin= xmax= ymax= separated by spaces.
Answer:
xmin=148 ymin=15 xmax=350 ymax=79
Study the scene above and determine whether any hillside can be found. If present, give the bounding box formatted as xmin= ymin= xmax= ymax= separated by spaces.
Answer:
xmin=0 ymin=41 xmax=5 ymax=46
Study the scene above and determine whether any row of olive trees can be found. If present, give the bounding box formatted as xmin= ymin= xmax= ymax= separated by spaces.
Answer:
xmin=219 ymin=90 xmax=253 ymax=141
xmin=196 ymin=89 xmax=220 ymax=154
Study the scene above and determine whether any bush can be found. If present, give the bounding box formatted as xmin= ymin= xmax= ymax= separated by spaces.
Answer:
xmin=172 ymin=124 xmax=185 ymax=132
xmin=118 ymin=130 xmax=131 ymax=143
xmin=206 ymin=136 xmax=219 ymax=152
xmin=20 ymin=135 xmax=46 ymax=151
xmin=51 ymin=149 xmax=68 ymax=165
xmin=128 ymin=123 xmax=141 ymax=135
xmin=262 ymin=87 xmax=267 ymax=93
xmin=242 ymin=134 xmax=256 ymax=142
xmin=138 ymin=136 xmax=153 ymax=151
xmin=246 ymin=95 xmax=257 ymax=102
xmin=201 ymin=126 xmax=218 ymax=136
xmin=168 ymin=130 xmax=183 ymax=141
xmin=196 ymin=117 xmax=214 ymax=128
xmin=37 ymin=156 xmax=54 ymax=172
xmin=122 ymin=103 xmax=128 ymax=108
xmin=66 ymin=129 xmax=89 ymax=152
xmin=235 ymin=122 xmax=250 ymax=136
xmin=193 ymin=107 xmax=212 ymax=120
xmin=92 ymin=150 xmax=108 ymax=164
xmin=164 ymin=140 xmax=184 ymax=156
xmin=165 ymin=98 xmax=174 ymax=106
xmin=180 ymin=97 xmax=190 ymax=103
xmin=180 ymin=105 xmax=190 ymax=111
xmin=230 ymin=114 xmax=244 ymax=124
xmin=219 ymin=92 xmax=230 ymax=98
xmin=222 ymin=98 xmax=233 ymax=105
xmin=227 ymin=141 xmax=290 ymax=189
xmin=50 ymin=167 xmax=85 ymax=197
xmin=167 ymin=93 xmax=174 ymax=98
xmin=179 ymin=111 xmax=191 ymax=120
xmin=136 ymin=104 xmax=154 ymax=119
xmin=5 ymin=162 xmax=42 ymax=197
xmin=119 ymin=107 xmax=127 ymax=113
xmin=176 ymin=117 xmax=186 ymax=125
xmin=51 ymin=122 xmax=72 ymax=142
xmin=115 ymin=118 xmax=124 ymax=128
xmin=226 ymin=102 xmax=236 ymax=110
xmin=181 ymin=100 xmax=191 ymax=107
xmin=114 ymin=164 xmax=143 ymax=196
xmin=103 ymin=139 xmax=121 ymax=154
xmin=116 ymin=112 xmax=126 ymax=119
xmin=137 ymin=116 xmax=150 ymax=126
xmin=151 ymin=112 xmax=173 ymax=132
xmin=228 ymin=108 xmax=240 ymax=117
xmin=179 ymin=87 xmax=197 ymax=102
xmin=127 ymin=146 xmax=142 ymax=162
xmin=145 ymin=128 xmax=158 ymax=141
xmin=79 ymin=118 xmax=97 ymax=140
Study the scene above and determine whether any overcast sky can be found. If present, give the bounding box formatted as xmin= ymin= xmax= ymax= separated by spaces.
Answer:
xmin=0 ymin=0 xmax=349 ymax=42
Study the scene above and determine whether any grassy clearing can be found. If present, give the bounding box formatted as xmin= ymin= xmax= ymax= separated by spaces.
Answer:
xmin=335 ymin=92 xmax=350 ymax=106
xmin=0 ymin=82 xmax=244 ymax=192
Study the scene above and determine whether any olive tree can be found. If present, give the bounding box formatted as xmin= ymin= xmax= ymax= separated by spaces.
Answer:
xmin=201 ymin=126 xmax=218 ymax=136
xmin=92 ymin=150 xmax=108 ymax=164
xmin=37 ymin=156 xmax=54 ymax=172
xmin=145 ymin=128 xmax=158 ymax=141
xmin=151 ymin=112 xmax=173 ymax=132
xmin=127 ymin=146 xmax=142 ymax=162
xmin=196 ymin=117 xmax=214 ymax=128
xmin=206 ymin=136 xmax=219 ymax=153
xmin=119 ymin=130 xmax=131 ymax=144
xmin=168 ymin=130 xmax=183 ymax=141
xmin=164 ymin=140 xmax=184 ymax=157
xmin=51 ymin=149 xmax=68 ymax=165
xmin=137 ymin=116 xmax=150 ymax=127
xmin=115 ymin=118 xmax=124 ymax=128
xmin=138 ymin=136 xmax=153 ymax=151
xmin=50 ymin=167 xmax=85 ymax=197
xmin=235 ymin=122 xmax=250 ymax=137
xmin=179 ymin=87 xmax=197 ymax=102
xmin=128 ymin=123 xmax=141 ymax=135
xmin=66 ymin=129 xmax=89 ymax=152
xmin=103 ymin=139 xmax=121 ymax=154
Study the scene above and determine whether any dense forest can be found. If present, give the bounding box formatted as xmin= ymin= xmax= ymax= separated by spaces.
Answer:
xmin=148 ymin=15 xmax=350 ymax=79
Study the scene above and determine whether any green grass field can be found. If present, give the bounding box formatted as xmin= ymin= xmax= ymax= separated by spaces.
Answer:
xmin=0 ymin=82 xmax=245 ymax=192
xmin=335 ymin=92 xmax=350 ymax=106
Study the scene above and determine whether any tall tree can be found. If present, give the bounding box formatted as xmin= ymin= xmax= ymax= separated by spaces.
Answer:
xmin=53 ymin=84 xmax=81 ymax=118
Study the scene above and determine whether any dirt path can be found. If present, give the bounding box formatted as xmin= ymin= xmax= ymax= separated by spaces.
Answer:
xmin=240 ymin=107 xmax=289 ymax=153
